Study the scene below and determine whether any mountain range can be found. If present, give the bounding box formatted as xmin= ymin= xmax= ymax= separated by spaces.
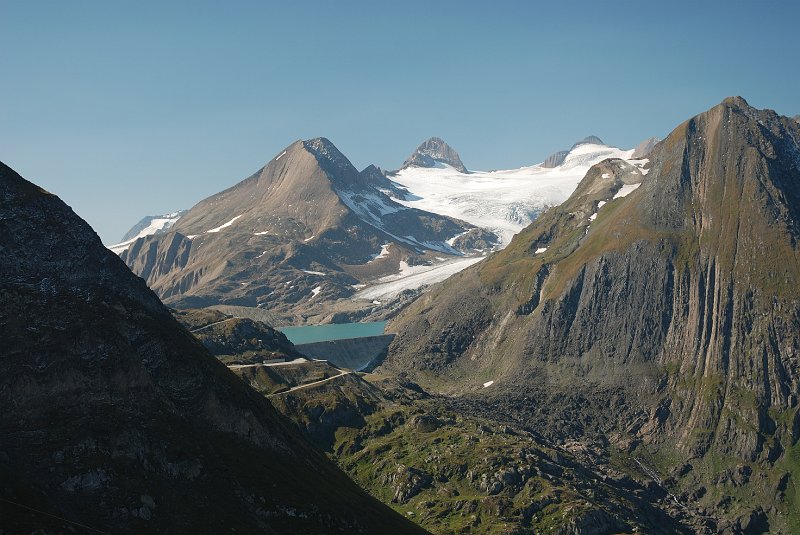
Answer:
xmin=112 ymin=134 xmax=647 ymax=321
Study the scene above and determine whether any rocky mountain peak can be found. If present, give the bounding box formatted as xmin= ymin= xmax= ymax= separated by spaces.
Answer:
xmin=401 ymin=136 xmax=468 ymax=173
xmin=302 ymin=137 xmax=359 ymax=178
xmin=720 ymin=95 xmax=750 ymax=109
xmin=361 ymin=163 xmax=384 ymax=177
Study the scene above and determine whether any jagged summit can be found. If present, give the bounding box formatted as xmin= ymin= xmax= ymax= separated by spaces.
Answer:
xmin=401 ymin=136 xmax=468 ymax=173
xmin=302 ymin=137 xmax=359 ymax=178
xmin=720 ymin=94 xmax=750 ymax=108
xmin=541 ymin=136 xmax=608 ymax=168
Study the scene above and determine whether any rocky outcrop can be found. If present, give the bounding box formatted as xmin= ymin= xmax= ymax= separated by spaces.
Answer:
xmin=172 ymin=308 xmax=302 ymax=364
xmin=401 ymin=137 xmax=468 ymax=172
xmin=0 ymin=162 xmax=426 ymax=534
xmin=542 ymin=149 xmax=570 ymax=168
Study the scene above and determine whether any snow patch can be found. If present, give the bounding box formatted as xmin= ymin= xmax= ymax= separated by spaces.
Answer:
xmin=534 ymin=247 xmax=548 ymax=254
xmin=613 ymin=183 xmax=641 ymax=199
xmin=354 ymin=256 xmax=484 ymax=300
xmin=303 ymin=270 xmax=325 ymax=276
xmin=483 ymin=380 xmax=494 ymax=388
xmin=206 ymin=214 xmax=243 ymax=233
xmin=631 ymin=158 xmax=650 ymax=175
xmin=369 ymin=243 xmax=391 ymax=262
xmin=275 ymin=150 xmax=287 ymax=161
xmin=303 ymin=235 xmax=315 ymax=242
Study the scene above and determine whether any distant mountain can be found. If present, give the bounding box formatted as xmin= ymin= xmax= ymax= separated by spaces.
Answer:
xmin=631 ymin=136 xmax=660 ymax=158
xmin=400 ymin=137 xmax=468 ymax=173
xmin=0 ymin=161 xmax=425 ymax=534
xmin=109 ymin=210 xmax=186 ymax=254
xmin=118 ymin=138 xmax=486 ymax=315
xmin=541 ymin=135 xmax=606 ymax=168
xmin=382 ymin=97 xmax=800 ymax=532
xmin=793 ymin=114 xmax=800 ymax=122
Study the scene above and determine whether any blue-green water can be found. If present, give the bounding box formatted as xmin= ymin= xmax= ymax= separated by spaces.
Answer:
xmin=279 ymin=321 xmax=387 ymax=345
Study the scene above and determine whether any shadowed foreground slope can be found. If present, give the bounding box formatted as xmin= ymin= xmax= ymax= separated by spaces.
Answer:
xmin=0 ymin=161 xmax=426 ymax=534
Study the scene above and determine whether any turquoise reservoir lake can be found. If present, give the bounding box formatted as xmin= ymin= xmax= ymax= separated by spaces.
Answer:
xmin=279 ymin=321 xmax=387 ymax=345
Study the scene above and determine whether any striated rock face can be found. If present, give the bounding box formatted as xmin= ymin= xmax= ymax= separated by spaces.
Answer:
xmin=382 ymin=97 xmax=800 ymax=526
xmin=541 ymin=149 xmax=570 ymax=168
xmin=401 ymin=137 xmax=468 ymax=173
xmin=0 ymin=162 xmax=426 ymax=534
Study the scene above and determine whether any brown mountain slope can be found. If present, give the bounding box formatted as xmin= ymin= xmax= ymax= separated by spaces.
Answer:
xmin=119 ymin=138 xmax=486 ymax=316
xmin=381 ymin=97 xmax=800 ymax=531
xmin=0 ymin=161 xmax=426 ymax=534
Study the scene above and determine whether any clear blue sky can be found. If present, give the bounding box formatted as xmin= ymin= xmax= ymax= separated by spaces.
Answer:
xmin=2 ymin=0 xmax=798 ymax=243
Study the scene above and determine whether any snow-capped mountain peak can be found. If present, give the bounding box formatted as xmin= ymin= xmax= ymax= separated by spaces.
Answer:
xmin=108 ymin=210 xmax=186 ymax=254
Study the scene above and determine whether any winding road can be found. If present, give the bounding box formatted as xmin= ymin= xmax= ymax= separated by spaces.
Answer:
xmin=267 ymin=370 xmax=352 ymax=397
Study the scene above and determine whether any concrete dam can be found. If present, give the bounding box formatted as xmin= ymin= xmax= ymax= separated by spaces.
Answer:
xmin=294 ymin=334 xmax=395 ymax=371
